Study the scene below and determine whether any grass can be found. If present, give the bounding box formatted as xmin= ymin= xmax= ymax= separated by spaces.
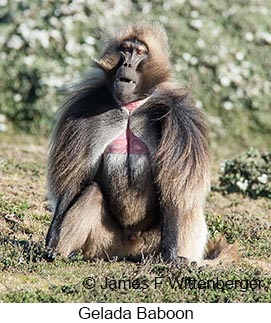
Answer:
xmin=0 ymin=132 xmax=270 ymax=303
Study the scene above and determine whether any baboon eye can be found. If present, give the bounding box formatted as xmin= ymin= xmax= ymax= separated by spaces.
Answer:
xmin=120 ymin=43 xmax=131 ymax=53
xmin=136 ymin=47 xmax=147 ymax=55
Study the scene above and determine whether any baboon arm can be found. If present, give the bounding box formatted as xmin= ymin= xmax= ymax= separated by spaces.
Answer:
xmin=154 ymin=89 xmax=210 ymax=261
xmin=46 ymin=192 xmax=75 ymax=253
xmin=160 ymin=203 xmax=181 ymax=262
xmin=46 ymin=158 xmax=101 ymax=255
xmin=47 ymin=123 xmax=102 ymax=253
xmin=48 ymin=93 xmax=125 ymax=218
xmin=154 ymin=88 xmax=209 ymax=207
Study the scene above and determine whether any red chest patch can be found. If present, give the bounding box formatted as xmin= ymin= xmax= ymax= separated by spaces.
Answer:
xmin=105 ymin=127 xmax=148 ymax=154
xmin=105 ymin=98 xmax=149 ymax=155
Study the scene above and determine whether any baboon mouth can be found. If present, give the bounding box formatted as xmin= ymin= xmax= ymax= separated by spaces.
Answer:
xmin=116 ymin=77 xmax=136 ymax=84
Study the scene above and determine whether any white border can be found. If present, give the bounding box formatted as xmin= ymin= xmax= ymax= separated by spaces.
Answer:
xmin=0 ymin=303 xmax=270 ymax=323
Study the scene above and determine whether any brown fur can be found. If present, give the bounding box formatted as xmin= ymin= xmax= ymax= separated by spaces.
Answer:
xmin=46 ymin=22 xmax=237 ymax=265
xmin=203 ymin=235 xmax=239 ymax=266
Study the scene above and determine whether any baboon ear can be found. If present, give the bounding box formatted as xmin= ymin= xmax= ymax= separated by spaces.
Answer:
xmin=93 ymin=53 xmax=120 ymax=71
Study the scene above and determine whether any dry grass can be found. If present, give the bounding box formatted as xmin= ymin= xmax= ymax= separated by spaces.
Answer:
xmin=0 ymin=132 xmax=270 ymax=302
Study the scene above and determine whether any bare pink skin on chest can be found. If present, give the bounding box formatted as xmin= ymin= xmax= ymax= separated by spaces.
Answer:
xmin=105 ymin=126 xmax=148 ymax=154
xmin=105 ymin=99 xmax=148 ymax=155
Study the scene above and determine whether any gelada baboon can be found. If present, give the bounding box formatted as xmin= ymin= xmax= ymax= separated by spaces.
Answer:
xmin=46 ymin=23 xmax=237 ymax=264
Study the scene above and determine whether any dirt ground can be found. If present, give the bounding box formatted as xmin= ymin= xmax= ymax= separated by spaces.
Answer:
xmin=0 ymin=133 xmax=270 ymax=302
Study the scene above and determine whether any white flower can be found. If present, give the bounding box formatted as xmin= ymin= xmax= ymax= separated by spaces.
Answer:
xmin=196 ymin=38 xmax=205 ymax=48
xmin=65 ymin=39 xmax=80 ymax=54
xmin=245 ymin=32 xmax=254 ymax=42
xmin=236 ymin=88 xmax=244 ymax=98
xmin=207 ymin=115 xmax=222 ymax=127
xmin=241 ymin=61 xmax=252 ymax=69
xmin=211 ymin=56 xmax=219 ymax=64
xmin=220 ymin=163 xmax=225 ymax=172
xmin=256 ymin=31 xmax=271 ymax=44
xmin=0 ymin=0 xmax=7 ymax=6
xmin=7 ymin=35 xmax=24 ymax=50
xmin=190 ymin=19 xmax=203 ymax=30
xmin=142 ymin=3 xmax=152 ymax=15
xmin=257 ymin=174 xmax=268 ymax=184
xmin=191 ymin=10 xmax=199 ymax=18
xmin=85 ymin=36 xmax=96 ymax=45
xmin=81 ymin=43 xmax=95 ymax=56
xmin=14 ymin=93 xmax=22 ymax=102
xmin=0 ymin=52 xmax=6 ymax=60
xmin=43 ymin=76 xmax=65 ymax=88
xmin=220 ymin=76 xmax=231 ymax=87
xmin=223 ymin=101 xmax=233 ymax=110
xmin=232 ymin=74 xmax=243 ymax=84
xmin=0 ymin=124 xmax=8 ymax=132
xmin=182 ymin=52 xmax=191 ymax=62
xmin=49 ymin=17 xmax=59 ymax=27
xmin=62 ymin=16 xmax=75 ymax=32
xmin=236 ymin=179 xmax=248 ymax=191
xmin=212 ymin=84 xmax=220 ymax=93
xmin=196 ymin=100 xmax=203 ymax=109
xmin=64 ymin=56 xmax=81 ymax=67
xmin=218 ymin=45 xmax=228 ymax=58
xmin=211 ymin=28 xmax=221 ymax=38
xmin=37 ymin=30 xmax=50 ymax=48
xmin=23 ymin=55 xmax=35 ymax=66
xmin=50 ymin=30 xmax=62 ymax=41
xmin=18 ymin=23 xmax=31 ymax=41
xmin=235 ymin=51 xmax=245 ymax=61
xmin=190 ymin=56 xmax=198 ymax=65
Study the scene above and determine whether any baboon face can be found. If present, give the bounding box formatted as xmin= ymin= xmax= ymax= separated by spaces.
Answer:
xmin=113 ymin=40 xmax=148 ymax=104
xmin=95 ymin=24 xmax=172 ymax=105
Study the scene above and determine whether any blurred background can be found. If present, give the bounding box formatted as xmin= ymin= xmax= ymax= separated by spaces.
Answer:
xmin=0 ymin=0 xmax=270 ymax=153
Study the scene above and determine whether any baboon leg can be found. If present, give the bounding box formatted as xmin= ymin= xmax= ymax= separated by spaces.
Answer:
xmin=55 ymin=183 xmax=124 ymax=259
xmin=83 ymin=220 xmax=161 ymax=261
xmin=122 ymin=226 xmax=161 ymax=262
xmin=54 ymin=182 xmax=162 ymax=260
xmin=178 ymin=205 xmax=208 ymax=262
